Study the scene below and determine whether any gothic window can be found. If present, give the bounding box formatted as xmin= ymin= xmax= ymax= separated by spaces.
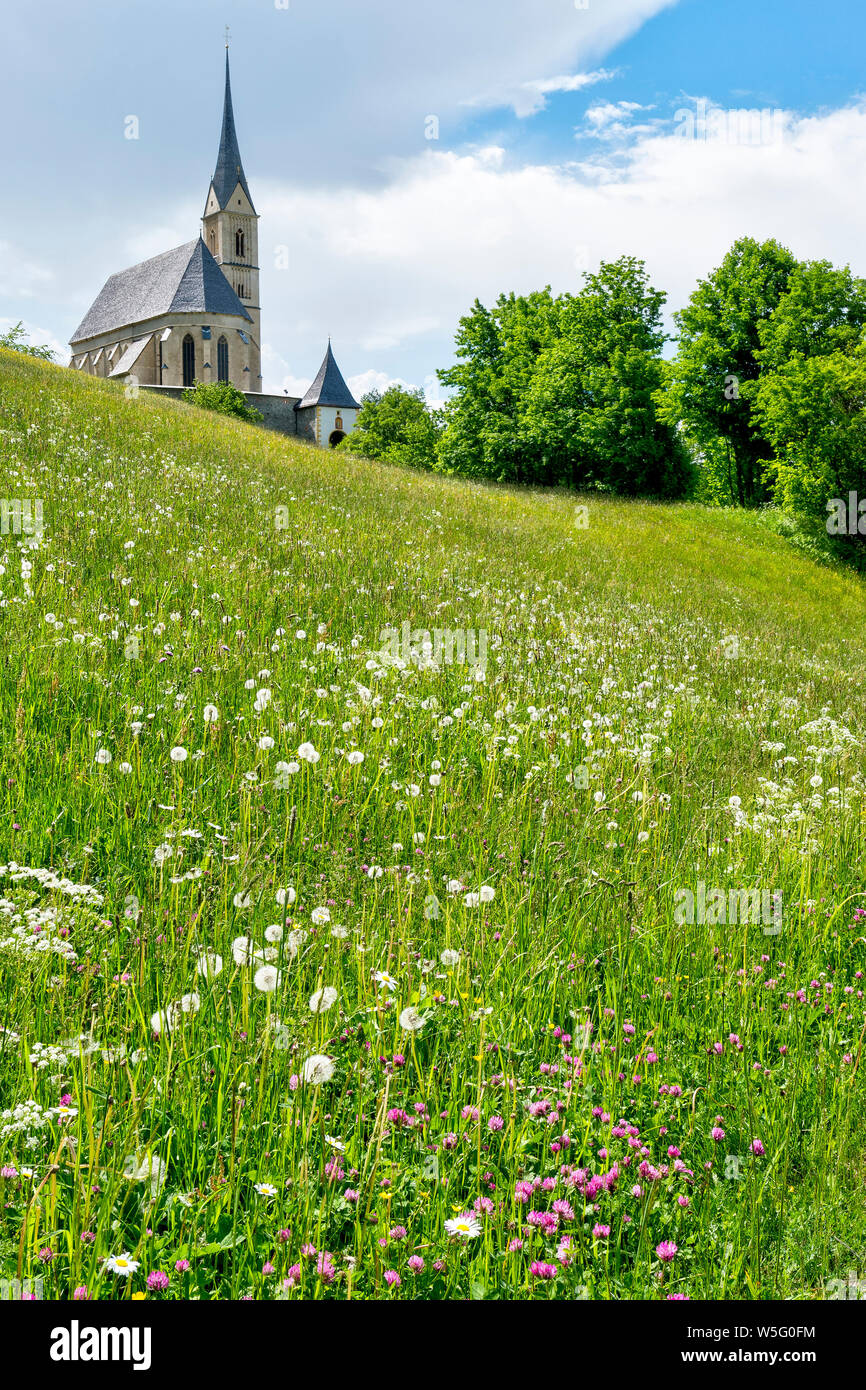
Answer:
xmin=237 ymin=282 xmax=245 ymax=299
xmin=235 ymin=229 xmax=245 ymax=258
xmin=217 ymin=336 xmax=229 ymax=383
xmin=209 ymin=229 xmax=216 ymax=253
xmin=182 ymin=334 xmax=196 ymax=387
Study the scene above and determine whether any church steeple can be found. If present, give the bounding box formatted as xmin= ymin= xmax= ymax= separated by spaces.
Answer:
xmin=209 ymin=50 xmax=256 ymax=214
xmin=202 ymin=44 xmax=262 ymax=390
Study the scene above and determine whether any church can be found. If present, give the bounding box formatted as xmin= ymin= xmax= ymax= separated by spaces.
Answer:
xmin=69 ymin=51 xmax=360 ymax=449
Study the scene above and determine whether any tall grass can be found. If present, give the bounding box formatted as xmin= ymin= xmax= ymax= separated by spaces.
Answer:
xmin=0 ymin=348 xmax=864 ymax=1301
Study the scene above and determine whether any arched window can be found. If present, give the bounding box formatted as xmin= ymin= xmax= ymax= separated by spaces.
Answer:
xmin=217 ymin=335 xmax=229 ymax=383
xmin=209 ymin=229 xmax=216 ymax=253
xmin=235 ymin=229 xmax=245 ymax=258
xmin=237 ymin=282 xmax=245 ymax=299
xmin=182 ymin=334 xmax=195 ymax=387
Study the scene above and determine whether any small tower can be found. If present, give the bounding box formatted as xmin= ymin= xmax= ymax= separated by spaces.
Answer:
xmin=295 ymin=341 xmax=361 ymax=447
xmin=202 ymin=47 xmax=262 ymax=390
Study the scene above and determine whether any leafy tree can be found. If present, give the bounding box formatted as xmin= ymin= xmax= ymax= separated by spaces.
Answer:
xmin=336 ymin=385 xmax=441 ymax=468
xmin=0 ymin=322 xmax=55 ymax=360
xmin=656 ymin=237 xmax=798 ymax=505
xmin=436 ymin=289 xmax=563 ymax=481
xmin=437 ymin=260 xmax=689 ymax=496
xmin=754 ymin=347 xmax=866 ymax=556
xmin=182 ymin=379 xmax=263 ymax=423
xmin=757 ymin=259 xmax=866 ymax=372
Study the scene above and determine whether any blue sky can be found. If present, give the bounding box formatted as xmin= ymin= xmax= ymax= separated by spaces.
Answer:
xmin=5 ymin=0 xmax=866 ymax=398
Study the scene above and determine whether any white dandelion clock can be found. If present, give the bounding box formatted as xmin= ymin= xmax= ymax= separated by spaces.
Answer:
xmin=231 ymin=935 xmax=256 ymax=966
xmin=264 ymin=923 xmax=284 ymax=944
xmin=170 ymin=746 xmax=188 ymax=763
xmin=399 ymin=1006 xmax=425 ymax=1033
xmin=276 ymin=887 xmax=296 ymax=907
xmin=196 ymin=951 xmax=223 ymax=981
xmin=302 ymin=1054 xmax=335 ymax=1085
xmin=297 ymin=742 xmax=320 ymax=763
xmin=440 ymin=948 xmax=460 ymax=967
xmin=311 ymin=906 xmax=331 ymax=926
xmin=254 ymin=964 xmax=281 ymax=993
xmin=309 ymin=986 xmax=338 ymax=1014
xmin=479 ymin=885 xmax=495 ymax=903
xmin=94 ymin=749 xmax=112 ymax=765
xmin=346 ymin=750 xmax=364 ymax=765
xmin=203 ymin=704 xmax=219 ymax=724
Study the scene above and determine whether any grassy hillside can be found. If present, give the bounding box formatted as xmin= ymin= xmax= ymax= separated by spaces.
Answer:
xmin=1 ymin=347 xmax=865 ymax=1301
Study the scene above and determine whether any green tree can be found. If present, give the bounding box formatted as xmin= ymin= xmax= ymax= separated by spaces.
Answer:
xmin=181 ymin=379 xmax=263 ymax=423
xmin=336 ymin=385 xmax=441 ymax=468
xmin=757 ymin=259 xmax=866 ymax=372
xmin=0 ymin=322 xmax=55 ymax=360
xmin=436 ymin=289 xmax=562 ymax=481
xmin=754 ymin=347 xmax=866 ymax=556
xmin=657 ymin=237 xmax=798 ymax=505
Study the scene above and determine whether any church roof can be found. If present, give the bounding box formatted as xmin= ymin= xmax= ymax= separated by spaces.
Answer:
xmin=70 ymin=238 xmax=252 ymax=343
xmin=297 ymin=342 xmax=360 ymax=410
xmin=208 ymin=52 xmax=256 ymax=213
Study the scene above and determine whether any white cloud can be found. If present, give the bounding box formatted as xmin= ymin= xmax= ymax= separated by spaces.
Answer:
xmin=254 ymin=100 xmax=866 ymax=392
xmin=495 ymin=68 xmax=619 ymax=119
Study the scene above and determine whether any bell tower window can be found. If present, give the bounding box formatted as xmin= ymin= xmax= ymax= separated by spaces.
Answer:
xmin=235 ymin=229 xmax=245 ymax=258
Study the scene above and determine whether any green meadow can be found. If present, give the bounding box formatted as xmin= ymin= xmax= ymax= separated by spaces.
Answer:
xmin=1 ymin=347 xmax=864 ymax=1301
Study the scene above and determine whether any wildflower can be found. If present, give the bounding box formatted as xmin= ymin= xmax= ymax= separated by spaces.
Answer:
xmin=94 ymin=749 xmax=112 ymax=765
xmin=276 ymin=887 xmax=296 ymax=907
xmin=440 ymin=949 xmax=460 ymax=967
xmin=309 ymin=986 xmax=338 ymax=1014
xmin=104 ymin=1253 xmax=140 ymax=1277
xmin=311 ymin=906 xmax=331 ymax=925
xmin=170 ymin=746 xmax=188 ymax=762
xmin=530 ymin=1261 xmax=557 ymax=1279
xmin=73 ymin=1287 xmax=91 ymax=1300
xmin=254 ymin=965 xmax=281 ymax=993
xmin=146 ymin=1270 xmax=169 ymax=1291
xmin=255 ymin=1182 xmax=278 ymax=1198
xmin=750 ymin=1139 xmax=765 ymax=1156
xmin=384 ymin=1270 xmax=400 ymax=1287
xmin=302 ymin=1054 xmax=335 ymax=1085
xmin=444 ymin=1214 xmax=481 ymax=1239
xmin=346 ymin=750 xmax=364 ymax=765
xmin=297 ymin=742 xmax=320 ymax=763
xmin=375 ymin=970 xmax=398 ymax=992
xmin=656 ymin=1241 xmax=678 ymax=1262
xmin=399 ymin=1006 xmax=424 ymax=1033
xmin=203 ymin=704 xmax=219 ymax=723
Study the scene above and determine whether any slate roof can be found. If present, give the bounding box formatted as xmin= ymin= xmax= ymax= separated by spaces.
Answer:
xmin=209 ymin=52 xmax=256 ymax=213
xmin=70 ymin=239 xmax=252 ymax=343
xmin=297 ymin=342 xmax=360 ymax=410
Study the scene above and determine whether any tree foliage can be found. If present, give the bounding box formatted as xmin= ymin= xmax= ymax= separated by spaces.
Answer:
xmin=335 ymin=385 xmax=441 ymax=468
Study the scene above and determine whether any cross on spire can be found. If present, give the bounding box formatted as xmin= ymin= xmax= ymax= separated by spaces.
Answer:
xmin=225 ymin=24 xmax=230 ymax=48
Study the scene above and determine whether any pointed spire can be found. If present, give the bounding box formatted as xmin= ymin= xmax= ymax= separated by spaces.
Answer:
xmin=298 ymin=343 xmax=360 ymax=410
xmin=210 ymin=50 xmax=255 ymax=213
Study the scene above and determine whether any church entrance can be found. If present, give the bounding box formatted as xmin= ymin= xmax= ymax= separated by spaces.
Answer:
xmin=328 ymin=430 xmax=346 ymax=448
